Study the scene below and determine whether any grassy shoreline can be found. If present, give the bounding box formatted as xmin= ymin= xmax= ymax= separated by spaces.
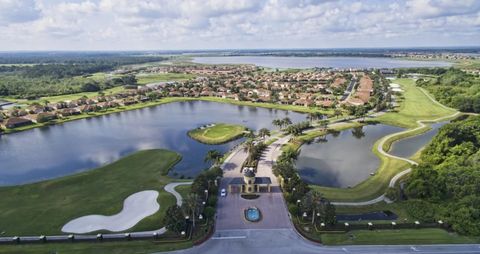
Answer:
xmin=1 ymin=96 xmax=333 ymax=135
xmin=0 ymin=149 xmax=182 ymax=235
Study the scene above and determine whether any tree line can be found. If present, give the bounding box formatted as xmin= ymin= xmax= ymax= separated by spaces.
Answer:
xmin=404 ymin=115 xmax=480 ymax=235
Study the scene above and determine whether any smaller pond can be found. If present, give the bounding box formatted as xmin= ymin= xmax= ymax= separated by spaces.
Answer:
xmin=245 ymin=207 xmax=261 ymax=222
xmin=295 ymin=124 xmax=404 ymax=188
xmin=336 ymin=211 xmax=398 ymax=221
xmin=389 ymin=121 xmax=448 ymax=158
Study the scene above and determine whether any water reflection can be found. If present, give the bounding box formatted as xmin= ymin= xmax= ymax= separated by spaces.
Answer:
xmin=0 ymin=101 xmax=305 ymax=186
xmin=296 ymin=124 xmax=403 ymax=188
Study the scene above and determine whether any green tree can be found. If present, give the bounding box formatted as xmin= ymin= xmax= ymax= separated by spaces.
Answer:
xmin=163 ymin=205 xmax=186 ymax=234
xmin=204 ymin=150 xmax=222 ymax=166
xmin=258 ymin=128 xmax=271 ymax=140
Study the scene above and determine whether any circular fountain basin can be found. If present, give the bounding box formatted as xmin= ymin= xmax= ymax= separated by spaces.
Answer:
xmin=245 ymin=207 xmax=262 ymax=222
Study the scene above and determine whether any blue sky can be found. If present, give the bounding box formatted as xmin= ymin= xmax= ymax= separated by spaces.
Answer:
xmin=0 ymin=0 xmax=479 ymax=50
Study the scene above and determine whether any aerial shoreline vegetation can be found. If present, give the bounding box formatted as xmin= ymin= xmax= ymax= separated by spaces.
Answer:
xmin=0 ymin=149 xmax=182 ymax=235
xmin=291 ymin=78 xmax=458 ymax=202
xmin=187 ymin=123 xmax=247 ymax=144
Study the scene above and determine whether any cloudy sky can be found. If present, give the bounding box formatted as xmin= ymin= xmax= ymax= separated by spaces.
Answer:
xmin=0 ymin=0 xmax=479 ymax=50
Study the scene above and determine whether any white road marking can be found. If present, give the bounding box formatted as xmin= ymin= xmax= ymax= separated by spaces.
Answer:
xmin=411 ymin=246 xmax=419 ymax=252
xmin=211 ymin=236 xmax=247 ymax=240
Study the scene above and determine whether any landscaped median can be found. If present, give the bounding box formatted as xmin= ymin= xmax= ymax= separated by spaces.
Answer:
xmin=188 ymin=123 xmax=246 ymax=144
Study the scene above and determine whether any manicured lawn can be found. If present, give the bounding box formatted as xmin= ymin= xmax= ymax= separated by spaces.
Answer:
xmin=321 ymin=229 xmax=479 ymax=245
xmin=0 ymin=240 xmax=193 ymax=254
xmin=188 ymin=123 xmax=246 ymax=144
xmin=199 ymin=96 xmax=334 ymax=115
xmin=375 ymin=78 xmax=456 ymax=128
xmin=0 ymin=149 xmax=182 ymax=235
xmin=136 ymin=73 xmax=195 ymax=85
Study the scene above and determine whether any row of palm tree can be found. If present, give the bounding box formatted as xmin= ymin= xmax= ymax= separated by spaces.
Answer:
xmin=272 ymin=117 xmax=292 ymax=130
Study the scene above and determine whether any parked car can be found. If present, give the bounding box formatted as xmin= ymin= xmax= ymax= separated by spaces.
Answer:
xmin=220 ymin=188 xmax=226 ymax=197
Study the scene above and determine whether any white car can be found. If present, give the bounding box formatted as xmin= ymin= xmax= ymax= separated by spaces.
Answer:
xmin=220 ymin=188 xmax=226 ymax=197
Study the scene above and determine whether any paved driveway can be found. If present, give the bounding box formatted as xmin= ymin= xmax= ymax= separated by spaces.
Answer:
xmin=216 ymin=137 xmax=292 ymax=230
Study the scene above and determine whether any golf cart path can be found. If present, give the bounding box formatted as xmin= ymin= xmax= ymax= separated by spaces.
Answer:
xmin=332 ymin=88 xmax=460 ymax=206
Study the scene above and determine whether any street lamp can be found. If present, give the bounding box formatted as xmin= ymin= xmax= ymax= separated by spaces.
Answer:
xmin=199 ymin=214 xmax=203 ymax=220
xmin=202 ymin=201 xmax=206 ymax=206
xmin=204 ymin=189 xmax=209 ymax=200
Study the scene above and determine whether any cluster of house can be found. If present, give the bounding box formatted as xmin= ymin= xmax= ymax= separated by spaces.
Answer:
xmin=0 ymin=89 xmax=154 ymax=129
xmin=345 ymin=76 xmax=374 ymax=106
xmin=147 ymin=66 xmax=373 ymax=108
xmin=1 ymin=66 xmax=377 ymax=130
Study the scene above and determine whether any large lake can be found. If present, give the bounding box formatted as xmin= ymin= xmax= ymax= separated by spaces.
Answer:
xmin=296 ymin=124 xmax=404 ymax=188
xmin=0 ymin=101 xmax=305 ymax=186
xmin=192 ymin=56 xmax=452 ymax=69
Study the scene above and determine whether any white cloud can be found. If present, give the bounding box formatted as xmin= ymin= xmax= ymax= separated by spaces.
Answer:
xmin=0 ymin=0 xmax=478 ymax=50
xmin=0 ymin=0 xmax=41 ymax=25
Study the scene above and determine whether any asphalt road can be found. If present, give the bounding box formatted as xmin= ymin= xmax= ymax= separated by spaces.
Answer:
xmin=159 ymin=228 xmax=480 ymax=254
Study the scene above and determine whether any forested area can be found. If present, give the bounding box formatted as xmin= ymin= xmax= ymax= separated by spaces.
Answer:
xmin=414 ymin=68 xmax=480 ymax=113
xmin=405 ymin=115 xmax=480 ymax=235
xmin=0 ymin=53 xmax=167 ymax=99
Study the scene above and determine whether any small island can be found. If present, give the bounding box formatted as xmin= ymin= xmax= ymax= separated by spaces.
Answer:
xmin=188 ymin=123 xmax=247 ymax=144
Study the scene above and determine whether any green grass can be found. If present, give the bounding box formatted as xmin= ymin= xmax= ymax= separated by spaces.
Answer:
xmin=0 ymin=240 xmax=193 ymax=254
xmin=376 ymin=79 xmax=456 ymax=128
xmin=136 ymin=73 xmax=195 ymax=85
xmin=175 ymin=184 xmax=192 ymax=200
xmin=0 ymin=149 xmax=181 ymax=235
xmin=188 ymin=123 xmax=246 ymax=144
xmin=26 ymin=86 xmax=126 ymax=104
xmin=321 ymin=229 xmax=479 ymax=245
xmin=199 ymin=96 xmax=334 ymax=115
xmin=334 ymin=202 xmax=413 ymax=223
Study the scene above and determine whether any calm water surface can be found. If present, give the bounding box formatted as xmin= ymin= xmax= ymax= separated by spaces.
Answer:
xmin=192 ymin=56 xmax=452 ymax=69
xmin=296 ymin=124 xmax=403 ymax=188
xmin=0 ymin=101 xmax=305 ymax=186
xmin=389 ymin=121 xmax=448 ymax=158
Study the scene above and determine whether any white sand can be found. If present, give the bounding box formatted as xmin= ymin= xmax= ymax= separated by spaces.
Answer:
xmin=61 ymin=190 xmax=159 ymax=234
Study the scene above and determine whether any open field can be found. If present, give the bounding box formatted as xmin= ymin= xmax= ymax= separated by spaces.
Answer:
xmin=188 ymin=123 xmax=246 ymax=144
xmin=23 ymin=86 xmax=126 ymax=104
xmin=321 ymin=229 xmax=479 ymax=245
xmin=0 ymin=149 xmax=181 ymax=235
xmin=375 ymin=79 xmax=456 ymax=128
xmin=136 ymin=73 xmax=196 ymax=85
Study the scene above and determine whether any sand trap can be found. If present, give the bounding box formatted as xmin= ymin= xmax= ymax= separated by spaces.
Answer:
xmin=62 ymin=190 xmax=159 ymax=234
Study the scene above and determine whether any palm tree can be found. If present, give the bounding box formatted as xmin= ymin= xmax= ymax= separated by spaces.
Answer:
xmin=243 ymin=139 xmax=255 ymax=154
xmin=204 ymin=150 xmax=222 ymax=166
xmin=302 ymin=190 xmax=324 ymax=225
xmin=319 ymin=119 xmax=329 ymax=131
xmin=258 ymin=128 xmax=271 ymax=140
xmin=333 ymin=109 xmax=342 ymax=119
xmin=272 ymin=119 xmax=282 ymax=130
xmin=282 ymin=117 xmax=292 ymax=128
xmin=280 ymin=147 xmax=300 ymax=163
xmin=183 ymin=194 xmax=201 ymax=228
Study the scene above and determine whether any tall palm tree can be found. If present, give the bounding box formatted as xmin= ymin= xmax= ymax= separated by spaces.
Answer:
xmin=258 ymin=128 xmax=271 ymax=140
xmin=183 ymin=194 xmax=201 ymax=228
xmin=282 ymin=117 xmax=292 ymax=128
xmin=302 ymin=190 xmax=324 ymax=225
xmin=272 ymin=119 xmax=282 ymax=130
xmin=204 ymin=150 xmax=222 ymax=166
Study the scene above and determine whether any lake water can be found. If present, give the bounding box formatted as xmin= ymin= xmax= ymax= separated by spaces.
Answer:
xmin=0 ymin=101 xmax=306 ymax=186
xmin=389 ymin=121 xmax=448 ymax=158
xmin=295 ymin=124 xmax=404 ymax=188
xmin=192 ymin=56 xmax=452 ymax=69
